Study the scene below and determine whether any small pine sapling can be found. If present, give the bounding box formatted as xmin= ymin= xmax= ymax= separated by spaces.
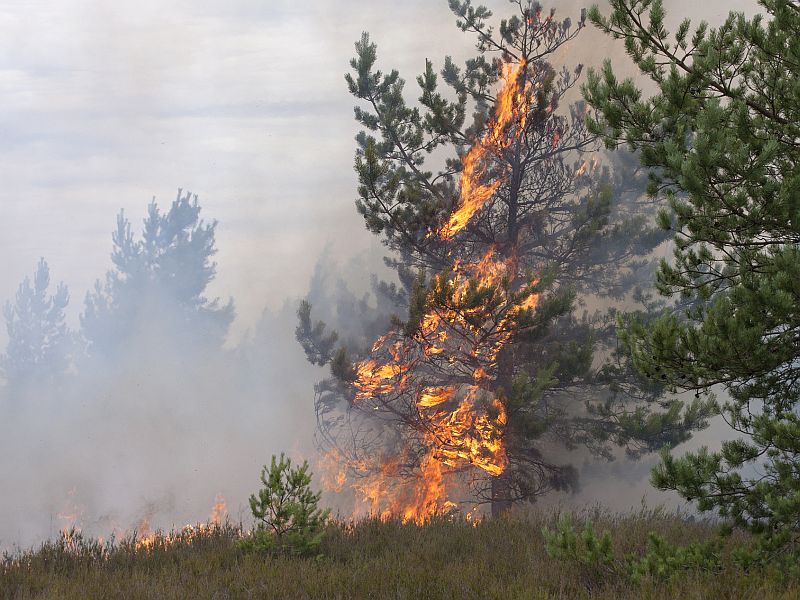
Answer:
xmin=241 ymin=453 xmax=330 ymax=557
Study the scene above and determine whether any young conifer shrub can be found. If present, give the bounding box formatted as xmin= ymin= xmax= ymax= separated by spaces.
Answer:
xmin=240 ymin=453 xmax=330 ymax=557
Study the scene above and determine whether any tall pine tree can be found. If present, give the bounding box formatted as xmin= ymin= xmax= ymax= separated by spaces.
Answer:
xmin=299 ymin=0 xmax=714 ymax=516
xmin=81 ymin=189 xmax=234 ymax=362
xmin=584 ymin=0 xmax=800 ymax=562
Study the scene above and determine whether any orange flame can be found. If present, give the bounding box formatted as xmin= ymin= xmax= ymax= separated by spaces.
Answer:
xmin=354 ymin=357 xmax=410 ymax=401
xmin=132 ymin=495 xmax=228 ymax=551
xmin=209 ymin=494 xmax=228 ymax=526
xmin=424 ymin=390 xmax=508 ymax=476
xmin=574 ymin=154 xmax=600 ymax=179
xmin=346 ymin=454 xmax=457 ymax=524
xmin=441 ymin=59 xmax=529 ymax=240
xmin=57 ymin=487 xmax=83 ymax=536
xmin=319 ymin=448 xmax=348 ymax=493
xmin=52 ymin=491 xmax=230 ymax=554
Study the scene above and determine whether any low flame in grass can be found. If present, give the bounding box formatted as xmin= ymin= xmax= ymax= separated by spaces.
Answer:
xmin=53 ymin=488 xmax=229 ymax=553
xmin=57 ymin=487 xmax=83 ymax=536
xmin=126 ymin=495 xmax=228 ymax=551
xmin=134 ymin=516 xmax=155 ymax=550
xmin=209 ymin=494 xmax=228 ymax=526
xmin=325 ymin=57 xmax=542 ymax=523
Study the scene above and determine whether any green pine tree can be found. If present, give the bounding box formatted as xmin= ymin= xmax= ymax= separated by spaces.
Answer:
xmin=299 ymin=0 xmax=713 ymax=516
xmin=243 ymin=454 xmax=330 ymax=557
xmin=1 ymin=258 xmax=71 ymax=390
xmin=81 ymin=189 xmax=234 ymax=361
xmin=584 ymin=0 xmax=800 ymax=562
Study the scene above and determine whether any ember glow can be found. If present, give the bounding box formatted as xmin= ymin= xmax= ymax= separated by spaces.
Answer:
xmin=326 ymin=57 xmax=541 ymax=522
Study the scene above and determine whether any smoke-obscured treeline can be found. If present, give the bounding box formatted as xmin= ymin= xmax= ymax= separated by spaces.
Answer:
xmin=0 ymin=186 xmax=446 ymax=549
xmin=0 ymin=190 xmax=325 ymax=549
xmin=0 ymin=181 xmax=699 ymax=550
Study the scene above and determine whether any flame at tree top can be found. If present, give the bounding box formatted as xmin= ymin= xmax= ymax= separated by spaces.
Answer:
xmin=441 ymin=59 xmax=529 ymax=240
xmin=327 ymin=57 xmax=539 ymax=523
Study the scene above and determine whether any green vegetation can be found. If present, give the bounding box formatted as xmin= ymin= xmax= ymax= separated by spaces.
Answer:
xmin=2 ymin=510 xmax=797 ymax=600
xmin=543 ymin=514 xmax=723 ymax=583
xmin=584 ymin=0 xmax=800 ymax=564
xmin=240 ymin=453 xmax=330 ymax=557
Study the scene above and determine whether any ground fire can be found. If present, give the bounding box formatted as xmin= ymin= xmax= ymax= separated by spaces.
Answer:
xmin=57 ymin=492 xmax=229 ymax=551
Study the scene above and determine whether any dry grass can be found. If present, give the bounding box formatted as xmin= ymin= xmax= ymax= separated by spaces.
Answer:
xmin=1 ymin=508 xmax=797 ymax=600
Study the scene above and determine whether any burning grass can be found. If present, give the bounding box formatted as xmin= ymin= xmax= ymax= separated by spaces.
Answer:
xmin=2 ymin=508 xmax=797 ymax=599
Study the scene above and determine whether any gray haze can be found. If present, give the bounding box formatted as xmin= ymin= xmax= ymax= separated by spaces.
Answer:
xmin=0 ymin=0 xmax=759 ymax=549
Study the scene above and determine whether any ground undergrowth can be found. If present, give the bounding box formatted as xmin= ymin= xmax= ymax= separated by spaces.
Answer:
xmin=1 ymin=507 xmax=796 ymax=600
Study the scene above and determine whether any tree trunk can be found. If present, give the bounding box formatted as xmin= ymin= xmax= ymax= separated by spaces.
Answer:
xmin=492 ymin=343 xmax=515 ymax=518
xmin=490 ymin=473 xmax=513 ymax=517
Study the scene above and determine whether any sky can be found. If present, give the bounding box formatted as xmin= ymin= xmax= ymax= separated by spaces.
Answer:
xmin=0 ymin=0 xmax=755 ymax=340
xmin=0 ymin=0 xmax=467 ymax=342
xmin=0 ymin=0 xmax=760 ymax=546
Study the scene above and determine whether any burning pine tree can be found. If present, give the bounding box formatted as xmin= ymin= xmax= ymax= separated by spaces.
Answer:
xmin=298 ymin=1 xmax=714 ymax=520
